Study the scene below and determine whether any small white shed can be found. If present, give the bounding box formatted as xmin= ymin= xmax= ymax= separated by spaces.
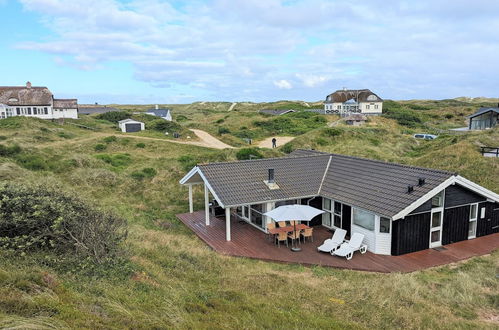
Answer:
xmin=118 ymin=119 xmax=145 ymax=133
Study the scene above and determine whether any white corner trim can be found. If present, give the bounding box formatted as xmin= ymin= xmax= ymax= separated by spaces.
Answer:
xmin=392 ymin=176 xmax=456 ymax=220
xmin=318 ymin=156 xmax=332 ymax=194
xmin=179 ymin=166 xmax=200 ymax=184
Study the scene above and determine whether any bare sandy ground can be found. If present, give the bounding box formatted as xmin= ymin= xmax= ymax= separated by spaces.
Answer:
xmin=257 ymin=136 xmax=295 ymax=148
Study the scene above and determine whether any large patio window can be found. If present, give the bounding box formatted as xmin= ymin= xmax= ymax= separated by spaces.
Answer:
xmin=353 ymin=208 xmax=375 ymax=231
xmin=322 ymin=198 xmax=342 ymax=228
xmin=249 ymin=204 xmax=264 ymax=229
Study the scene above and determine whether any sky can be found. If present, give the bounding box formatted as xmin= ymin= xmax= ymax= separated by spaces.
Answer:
xmin=0 ymin=0 xmax=498 ymax=104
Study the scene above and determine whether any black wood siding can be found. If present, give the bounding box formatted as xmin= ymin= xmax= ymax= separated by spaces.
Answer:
xmin=391 ymin=213 xmax=431 ymax=256
xmin=409 ymin=199 xmax=432 ymax=215
xmin=442 ymin=205 xmax=469 ymax=245
xmin=342 ymin=204 xmax=351 ymax=236
xmin=444 ymin=185 xmax=485 ymax=208
xmin=477 ymin=202 xmax=499 ymax=236
xmin=302 ymin=197 xmax=323 ymax=227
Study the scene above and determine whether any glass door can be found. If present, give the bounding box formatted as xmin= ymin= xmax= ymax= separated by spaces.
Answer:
xmin=430 ymin=209 xmax=443 ymax=248
xmin=468 ymin=203 xmax=478 ymax=239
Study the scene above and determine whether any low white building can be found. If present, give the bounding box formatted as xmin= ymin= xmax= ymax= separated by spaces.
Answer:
xmin=118 ymin=119 xmax=145 ymax=133
xmin=0 ymin=82 xmax=78 ymax=120
xmin=323 ymin=88 xmax=383 ymax=115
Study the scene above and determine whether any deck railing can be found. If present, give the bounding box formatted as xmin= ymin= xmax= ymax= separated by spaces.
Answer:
xmin=481 ymin=147 xmax=499 ymax=157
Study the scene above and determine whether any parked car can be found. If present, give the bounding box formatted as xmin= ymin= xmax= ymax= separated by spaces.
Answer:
xmin=414 ymin=133 xmax=438 ymax=140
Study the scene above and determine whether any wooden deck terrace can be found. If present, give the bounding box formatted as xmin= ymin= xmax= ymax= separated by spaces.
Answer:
xmin=177 ymin=211 xmax=499 ymax=273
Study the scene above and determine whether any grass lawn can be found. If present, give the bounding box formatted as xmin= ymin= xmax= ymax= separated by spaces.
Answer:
xmin=0 ymin=101 xmax=498 ymax=329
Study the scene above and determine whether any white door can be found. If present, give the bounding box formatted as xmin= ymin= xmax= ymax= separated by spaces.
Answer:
xmin=430 ymin=209 xmax=443 ymax=248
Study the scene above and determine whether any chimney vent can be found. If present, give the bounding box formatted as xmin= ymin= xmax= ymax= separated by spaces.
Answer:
xmin=268 ymin=169 xmax=275 ymax=183
xmin=155 ymin=104 xmax=159 ymax=110
xmin=407 ymin=185 xmax=414 ymax=193
xmin=418 ymin=178 xmax=426 ymax=186
xmin=26 ymin=81 xmax=32 ymax=89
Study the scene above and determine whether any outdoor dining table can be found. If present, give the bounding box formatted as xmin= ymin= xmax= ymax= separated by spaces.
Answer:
xmin=268 ymin=223 xmax=309 ymax=235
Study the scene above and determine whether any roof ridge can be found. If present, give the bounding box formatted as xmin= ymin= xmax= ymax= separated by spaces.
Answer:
xmin=198 ymin=153 xmax=330 ymax=167
xmin=328 ymin=153 xmax=455 ymax=176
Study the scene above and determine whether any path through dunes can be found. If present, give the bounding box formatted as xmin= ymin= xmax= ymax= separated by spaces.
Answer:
xmin=257 ymin=136 xmax=295 ymax=148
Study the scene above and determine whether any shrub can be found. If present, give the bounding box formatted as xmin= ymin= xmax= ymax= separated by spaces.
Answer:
xmin=0 ymin=182 xmax=127 ymax=264
xmin=218 ymin=127 xmax=231 ymax=135
xmin=97 ymin=111 xmax=130 ymax=123
xmin=315 ymin=137 xmax=329 ymax=146
xmin=103 ymin=136 xmax=117 ymax=143
xmin=136 ymin=142 xmax=146 ymax=148
xmin=0 ymin=117 xmax=21 ymax=129
xmin=215 ymin=118 xmax=225 ymax=124
xmin=383 ymin=107 xmax=423 ymax=128
xmin=14 ymin=154 xmax=47 ymax=171
xmin=176 ymin=115 xmax=188 ymax=122
xmin=142 ymin=167 xmax=157 ymax=178
xmin=57 ymin=131 xmax=73 ymax=139
xmin=0 ymin=136 xmax=8 ymax=141
xmin=95 ymin=153 xmax=132 ymax=168
xmin=0 ymin=144 xmax=22 ymax=157
xmin=178 ymin=155 xmax=197 ymax=171
xmin=94 ymin=144 xmax=107 ymax=151
xmin=130 ymin=171 xmax=146 ymax=180
xmin=444 ymin=114 xmax=454 ymax=119
xmin=322 ymin=128 xmax=342 ymax=137
xmin=150 ymin=120 xmax=183 ymax=132
xmin=236 ymin=148 xmax=263 ymax=160
xmin=281 ymin=143 xmax=294 ymax=154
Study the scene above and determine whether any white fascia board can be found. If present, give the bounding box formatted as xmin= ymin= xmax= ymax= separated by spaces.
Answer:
xmin=179 ymin=166 xmax=200 ymax=184
xmin=197 ymin=170 xmax=225 ymax=208
xmin=455 ymin=175 xmax=499 ymax=202
xmin=392 ymin=176 xmax=456 ymax=220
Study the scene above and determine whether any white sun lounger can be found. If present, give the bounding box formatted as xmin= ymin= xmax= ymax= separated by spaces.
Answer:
xmin=317 ymin=228 xmax=347 ymax=253
xmin=332 ymin=233 xmax=367 ymax=260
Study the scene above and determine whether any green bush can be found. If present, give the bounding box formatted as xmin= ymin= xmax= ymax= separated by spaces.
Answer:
xmin=383 ymin=106 xmax=423 ymax=128
xmin=253 ymin=112 xmax=326 ymax=135
xmin=444 ymin=114 xmax=454 ymax=119
xmin=178 ymin=155 xmax=197 ymax=171
xmin=130 ymin=167 xmax=157 ymax=180
xmin=0 ymin=136 xmax=8 ymax=141
xmin=281 ymin=143 xmax=295 ymax=154
xmin=315 ymin=137 xmax=329 ymax=146
xmin=14 ymin=154 xmax=48 ymax=171
xmin=215 ymin=119 xmax=225 ymax=124
xmin=0 ymin=117 xmax=21 ymax=129
xmin=218 ymin=127 xmax=231 ymax=135
xmin=150 ymin=120 xmax=183 ymax=132
xmin=322 ymin=128 xmax=342 ymax=137
xmin=236 ymin=148 xmax=263 ymax=160
xmin=95 ymin=153 xmax=132 ymax=168
xmin=136 ymin=142 xmax=146 ymax=148
xmin=0 ymin=182 xmax=127 ymax=264
xmin=176 ymin=115 xmax=188 ymax=122
xmin=103 ymin=136 xmax=118 ymax=143
xmin=0 ymin=144 xmax=22 ymax=157
xmin=57 ymin=131 xmax=73 ymax=139
xmin=94 ymin=144 xmax=107 ymax=151
xmin=97 ymin=111 xmax=130 ymax=123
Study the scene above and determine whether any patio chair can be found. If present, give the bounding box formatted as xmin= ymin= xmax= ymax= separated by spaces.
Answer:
xmin=266 ymin=222 xmax=276 ymax=241
xmin=289 ymin=220 xmax=298 ymax=226
xmin=275 ymin=231 xmax=288 ymax=247
xmin=332 ymin=233 xmax=367 ymax=260
xmin=300 ymin=228 xmax=313 ymax=243
xmin=317 ymin=228 xmax=346 ymax=253
xmin=287 ymin=230 xmax=301 ymax=246
xmin=277 ymin=221 xmax=287 ymax=228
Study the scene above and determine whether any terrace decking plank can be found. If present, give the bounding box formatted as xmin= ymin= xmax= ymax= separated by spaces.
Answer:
xmin=177 ymin=211 xmax=499 ymax=273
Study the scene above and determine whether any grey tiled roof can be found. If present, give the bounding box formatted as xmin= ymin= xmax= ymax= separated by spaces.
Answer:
xmin=467 ymin=107 xmax=499 ymax=118
xmin=199 ymin=155 xmax=330 ymax=207
xmin=195 ymin=149 xmax=456 ymax=218
xmin=320 ymin=154 xmax=453 ymax=217
xmin=146 ymin=109 xmax=171 ymax=117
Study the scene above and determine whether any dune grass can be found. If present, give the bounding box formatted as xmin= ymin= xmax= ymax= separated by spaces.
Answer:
xmin=0 ymin=105 xmax=498 ymax=329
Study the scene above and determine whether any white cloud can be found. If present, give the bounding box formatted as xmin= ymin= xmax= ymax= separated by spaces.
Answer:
xmin=273 ymin=80 xmax=293 ymax=89
xmin=13 ymin=0 xmax=499 ymax=101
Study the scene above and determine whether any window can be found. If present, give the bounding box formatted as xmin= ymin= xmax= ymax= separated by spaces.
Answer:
xmin=480 ymin=207 xmax=486 ymax=219
xmin=16 ymin=108 xmax=20 ymax=115
xmin=333 ymin=202 xmax=342 ymax=228
xmin=374 ymin=104 xmax=379 ymax=109
xmin=431 ymin=191 xmax=443 ymax=208
xmin=380 ymin=217 xmax=390 ymax=233
xmin=468 ymin=203 xmax=478 ymax=239
xmin=470 ymin=204 xmax=478 ymax=220
xmin=323 ymin=198 xmax=331 ymax=211
xmin=44 ymin=107 xmax=48 ymax=115
xmin=323 ymin=212 xmax=332 ymax=227
xmin=366 ymin=105 xmax=370 ymax=109
xmin=353 ymin=208 xmax=375 ymax=231
xmin=27 ymin=107 xmax=31 ymax=115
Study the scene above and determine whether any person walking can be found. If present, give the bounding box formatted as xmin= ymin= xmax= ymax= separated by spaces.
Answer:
xmin=272 ymin=137 xmax=277 ymax=148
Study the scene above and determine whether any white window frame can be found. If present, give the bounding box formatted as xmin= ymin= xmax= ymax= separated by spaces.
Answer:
xmin=468 ymin=203 xmax=478 ymax=239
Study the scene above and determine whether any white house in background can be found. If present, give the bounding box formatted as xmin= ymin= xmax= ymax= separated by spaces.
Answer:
xmin=0 ymin=82 xmax=79 ymax=119
xmin=118 ymin=119 xmax=145 ymax=133
xmin=145 ymin=105 xmax=172 ymax=121
xmin=323 ymin=88 xmax=383 ymax=115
